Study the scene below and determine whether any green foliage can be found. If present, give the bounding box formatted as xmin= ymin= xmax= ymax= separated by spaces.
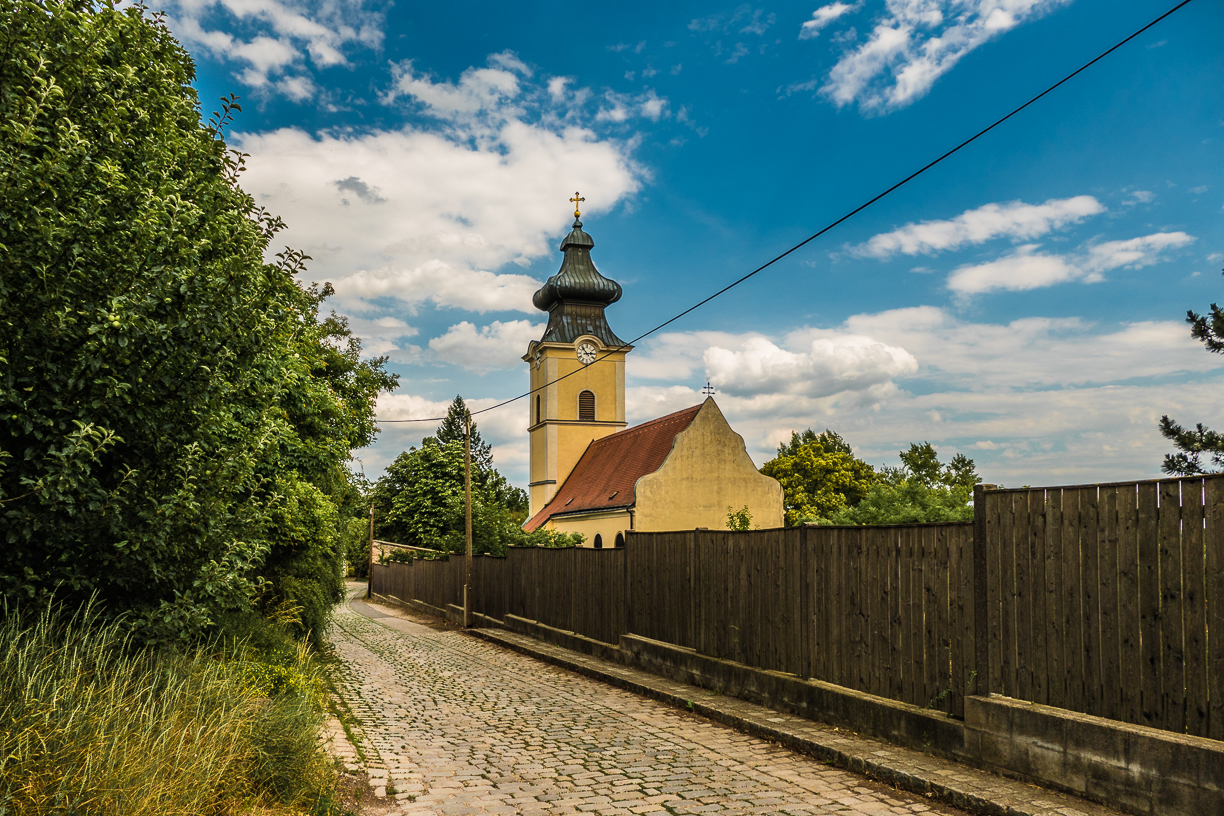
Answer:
xmin=0 ymin=600 xmax=343 ymax=815
xmin=257 ymin=475 xmax=345 ymax=645
xmin=436 ymin=395 xmax=493 ymax=472
xmin=515 ymin=528 xmax=585 ymax=548
xmin=760 ymin=429 xmax=877 ymax=525
xmin=379 ymin=547 xmax=416 ymax=564
xmin=776 ymin=428 xmax=852 ymax=458
xmin=1161 ymin=266 xmax=1224 ymax=475
xmin=726 ymin=506 xmax=753 ymax=531
xmin=0 ymin=1 xmax=395 ymax=642
xmin=816 ymin=443 xmax=980 ymax=526
xmin=340 ymin=515 xmax=371 ymax=577
xmin=373 ymin=432 xmax=532 ymax=556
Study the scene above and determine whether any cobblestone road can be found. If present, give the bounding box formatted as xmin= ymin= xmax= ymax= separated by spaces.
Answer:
xmin=329 ymin=595 xmax=968 ymax=816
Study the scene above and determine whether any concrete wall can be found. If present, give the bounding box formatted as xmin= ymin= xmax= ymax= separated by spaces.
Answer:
xmin=634 ymin=398 xmax=784 ymax=531
xmin=966 ymin=695 xmax=1223 ymax=816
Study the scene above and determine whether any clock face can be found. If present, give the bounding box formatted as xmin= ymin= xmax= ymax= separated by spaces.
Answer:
xmin=577 ymin=342 xmax=598 ymax=365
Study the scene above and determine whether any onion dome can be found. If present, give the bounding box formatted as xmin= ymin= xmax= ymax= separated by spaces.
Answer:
xmin=532 ymin=219 xmax=622 ymax=311
xmin=532 ymin=217 xmax=626 ymax=346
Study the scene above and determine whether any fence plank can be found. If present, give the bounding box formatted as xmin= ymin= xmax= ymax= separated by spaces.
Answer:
xmin=813 ymin=529 xmax=828 ymax=682
xmin=1044 ymin=490 xmax=1065 ymax=708
xmin=873 ymin=529 xmax=889 ymax=698
xmin=1080 ymin=486 xmax=1101 ymax=719
xmin=985 ymin=492 xmax=1003 ymax=696
xmin=1013 ymin=491 xmax=1032 ymax=702
xmin=832 ymin=529 xmax=847 ymax=687
xmin=1206 ymin=477 xmax=1224 ymax=741
xmin=1138 ymin=482 xmax=1162 ymax=728
xmin=1062 ymin=488 xmax=1085 ymax=713
xmin=895 ymin=530 xmax=905 ymax=704
xmin=936 ymin=525 xmax=952 ymax=714
xmin=1159 ymin=480 xmax=1186 ymax=734
xmin=999 ymin=491 xmax=1017 ymax=698
xmin=951 ymin=522 xmax=968 ymax=717
xmin=921 ymin=526 xmax=938 ymax=707
xmin=1182 ymin=480 xmax=1208 ymax=738
xmin=1099 ymin=486 xmax=1121 ymax=722
xmin=855 ymin=530 xmax=870 ymax=692
xmin=1117 ymin=485 xmax=1141 ymax=727
xmin=1029 ymin=490 xmax=1048 ymax=706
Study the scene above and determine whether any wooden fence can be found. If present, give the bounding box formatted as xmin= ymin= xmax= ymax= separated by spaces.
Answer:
xmin=367 ymin=473 xmax=1224 ymax=737
xmin=976 ymin=477 xmax=1224 ymax=739
xmin=370 ymin=523 xmax=972 ymax=717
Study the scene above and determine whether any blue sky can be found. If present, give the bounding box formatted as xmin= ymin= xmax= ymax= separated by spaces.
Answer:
xmin=159 ymin=0 xmax=1224 ymax=488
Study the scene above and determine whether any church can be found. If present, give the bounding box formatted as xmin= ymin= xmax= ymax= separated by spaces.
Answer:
xmin=521 ymin=199 xmax=784 ymax=547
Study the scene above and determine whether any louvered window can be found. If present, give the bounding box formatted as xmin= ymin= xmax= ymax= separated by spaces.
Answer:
xmin=578 ymin=390 xmax=595 ymax=421
xmin=535 ymin=395 xmax=541 ymax=425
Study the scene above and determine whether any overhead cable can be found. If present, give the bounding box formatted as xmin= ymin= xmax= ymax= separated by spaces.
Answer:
xmin=376 ymin=0 xmax=1197 ymax=424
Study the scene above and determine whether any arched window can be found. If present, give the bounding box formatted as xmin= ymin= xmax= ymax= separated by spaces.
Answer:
xmin=535 ymin=395 xmax=541 ymax=425
xmin=593 ymin=533 xmax=603 ymax=549
xmin=615 ymin=532 xmax=625 ymax=548
xmin=578 ymin=390 xmax=595 ymax=421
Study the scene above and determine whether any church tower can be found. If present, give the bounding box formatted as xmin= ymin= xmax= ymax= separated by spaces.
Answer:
xmin=524 ymin=198 xmax=631 ymax=517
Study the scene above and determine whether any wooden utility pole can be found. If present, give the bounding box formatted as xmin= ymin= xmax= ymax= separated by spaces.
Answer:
xmin=366 ymin=503 xmax=374 ymax=600
xmin=464 ymin=410 xmax=473 ymax=627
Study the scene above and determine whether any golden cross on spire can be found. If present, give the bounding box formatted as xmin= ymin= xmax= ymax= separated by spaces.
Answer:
xmin=569 ymin=191 xmax=585 ymax=218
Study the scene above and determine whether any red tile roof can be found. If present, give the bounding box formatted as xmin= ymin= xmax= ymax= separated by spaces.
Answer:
xmin=523 ymin=404 xmax=702 ymax=532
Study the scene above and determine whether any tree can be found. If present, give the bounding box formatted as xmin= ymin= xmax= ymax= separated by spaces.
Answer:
xmin=436 ymin=395 xmax=493 ymax=472
xmin=821 ymin=443 xmax=981 ymax=526
xmin=0 ymin=2 xmax=395 ymax=643
xmin=775 ymin=428 xmax=852 ymax=458
xmin=760 ymin=430 xmax=877 ymax=525
xmin=1161 ymin=268 xmax=1224 ymax=475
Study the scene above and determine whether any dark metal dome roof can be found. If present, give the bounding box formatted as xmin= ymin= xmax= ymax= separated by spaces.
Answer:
xmin=532 ymin=218 xmax=622 ymax=312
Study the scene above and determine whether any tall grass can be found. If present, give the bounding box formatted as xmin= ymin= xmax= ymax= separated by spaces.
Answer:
xmin=0 ymin=601 xmax=342 ymax=816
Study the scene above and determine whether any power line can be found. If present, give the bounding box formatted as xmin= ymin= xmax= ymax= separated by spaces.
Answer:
xmin=377 ymin=0 xmax=1197 ymax=425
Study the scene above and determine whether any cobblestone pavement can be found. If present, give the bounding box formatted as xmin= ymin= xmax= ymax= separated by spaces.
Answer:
xmin=329 ymin=595 xmax=969 ymax=816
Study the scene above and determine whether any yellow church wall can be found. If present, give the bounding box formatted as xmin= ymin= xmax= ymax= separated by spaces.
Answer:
xmin=526 ymin=335 xmax=627 ymax=515
xmin=543 ymin=508 xmax=632 ymax=549
xmin=633 ymin=398 xmax=785 ymax=531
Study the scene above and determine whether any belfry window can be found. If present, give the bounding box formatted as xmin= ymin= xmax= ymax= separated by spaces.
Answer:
xmin=578 ymin=390 xmax=595 ymax=421
xmin=535 ymin=395 xmax=541 ymax=425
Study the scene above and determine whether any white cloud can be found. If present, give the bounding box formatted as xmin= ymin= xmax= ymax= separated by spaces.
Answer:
xmin=611 ymin=307 xmax=1224 ymax=486
xmin=385 ymin=56 xmax=526 ymax=126
xmin=703 ymin=335 xmax=917 ymax=397
xmin=162 ymin=0 xmax=383 ymax=96
xmin=947 ymin=232 xmax=1195 ymax=295
xmin=690 ymin=6 xmax=776 ymax=35
xmin=368 ymin=391 xmax=531 ymax=474
xmin=429 ymin=320 xmax=545 ymax=371
xmin=946 ymin=244 xmax=1078 ymax=293
xmin=362 ymin=305 xmax=1224 ymax=489
xmin=233 ymin=55 xmax=642 ymax=315
xmin=857 ymin=195 xmax=1104 ymax=258
xmin=822 ymin=0 xmax=1072 ymax=114
xmin=1085 ymin=232 xmax=1196 ymax=273
xmin=595 ymin=90 xmax=671 ymax=123
xmin=800 ymin=2 xmax=860 ymax=39
xmin=1123 ymin=189 xmax=1155 ymax=205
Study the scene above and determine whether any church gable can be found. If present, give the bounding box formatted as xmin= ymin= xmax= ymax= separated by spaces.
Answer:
xmin=634 ymin=398 xmax=785 ymax=531
xmin=522 ymin=404 xmax=701 ymax=532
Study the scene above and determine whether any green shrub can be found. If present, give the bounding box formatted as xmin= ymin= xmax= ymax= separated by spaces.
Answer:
xmin=0 ymin=600 xmax=342 ymax=816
